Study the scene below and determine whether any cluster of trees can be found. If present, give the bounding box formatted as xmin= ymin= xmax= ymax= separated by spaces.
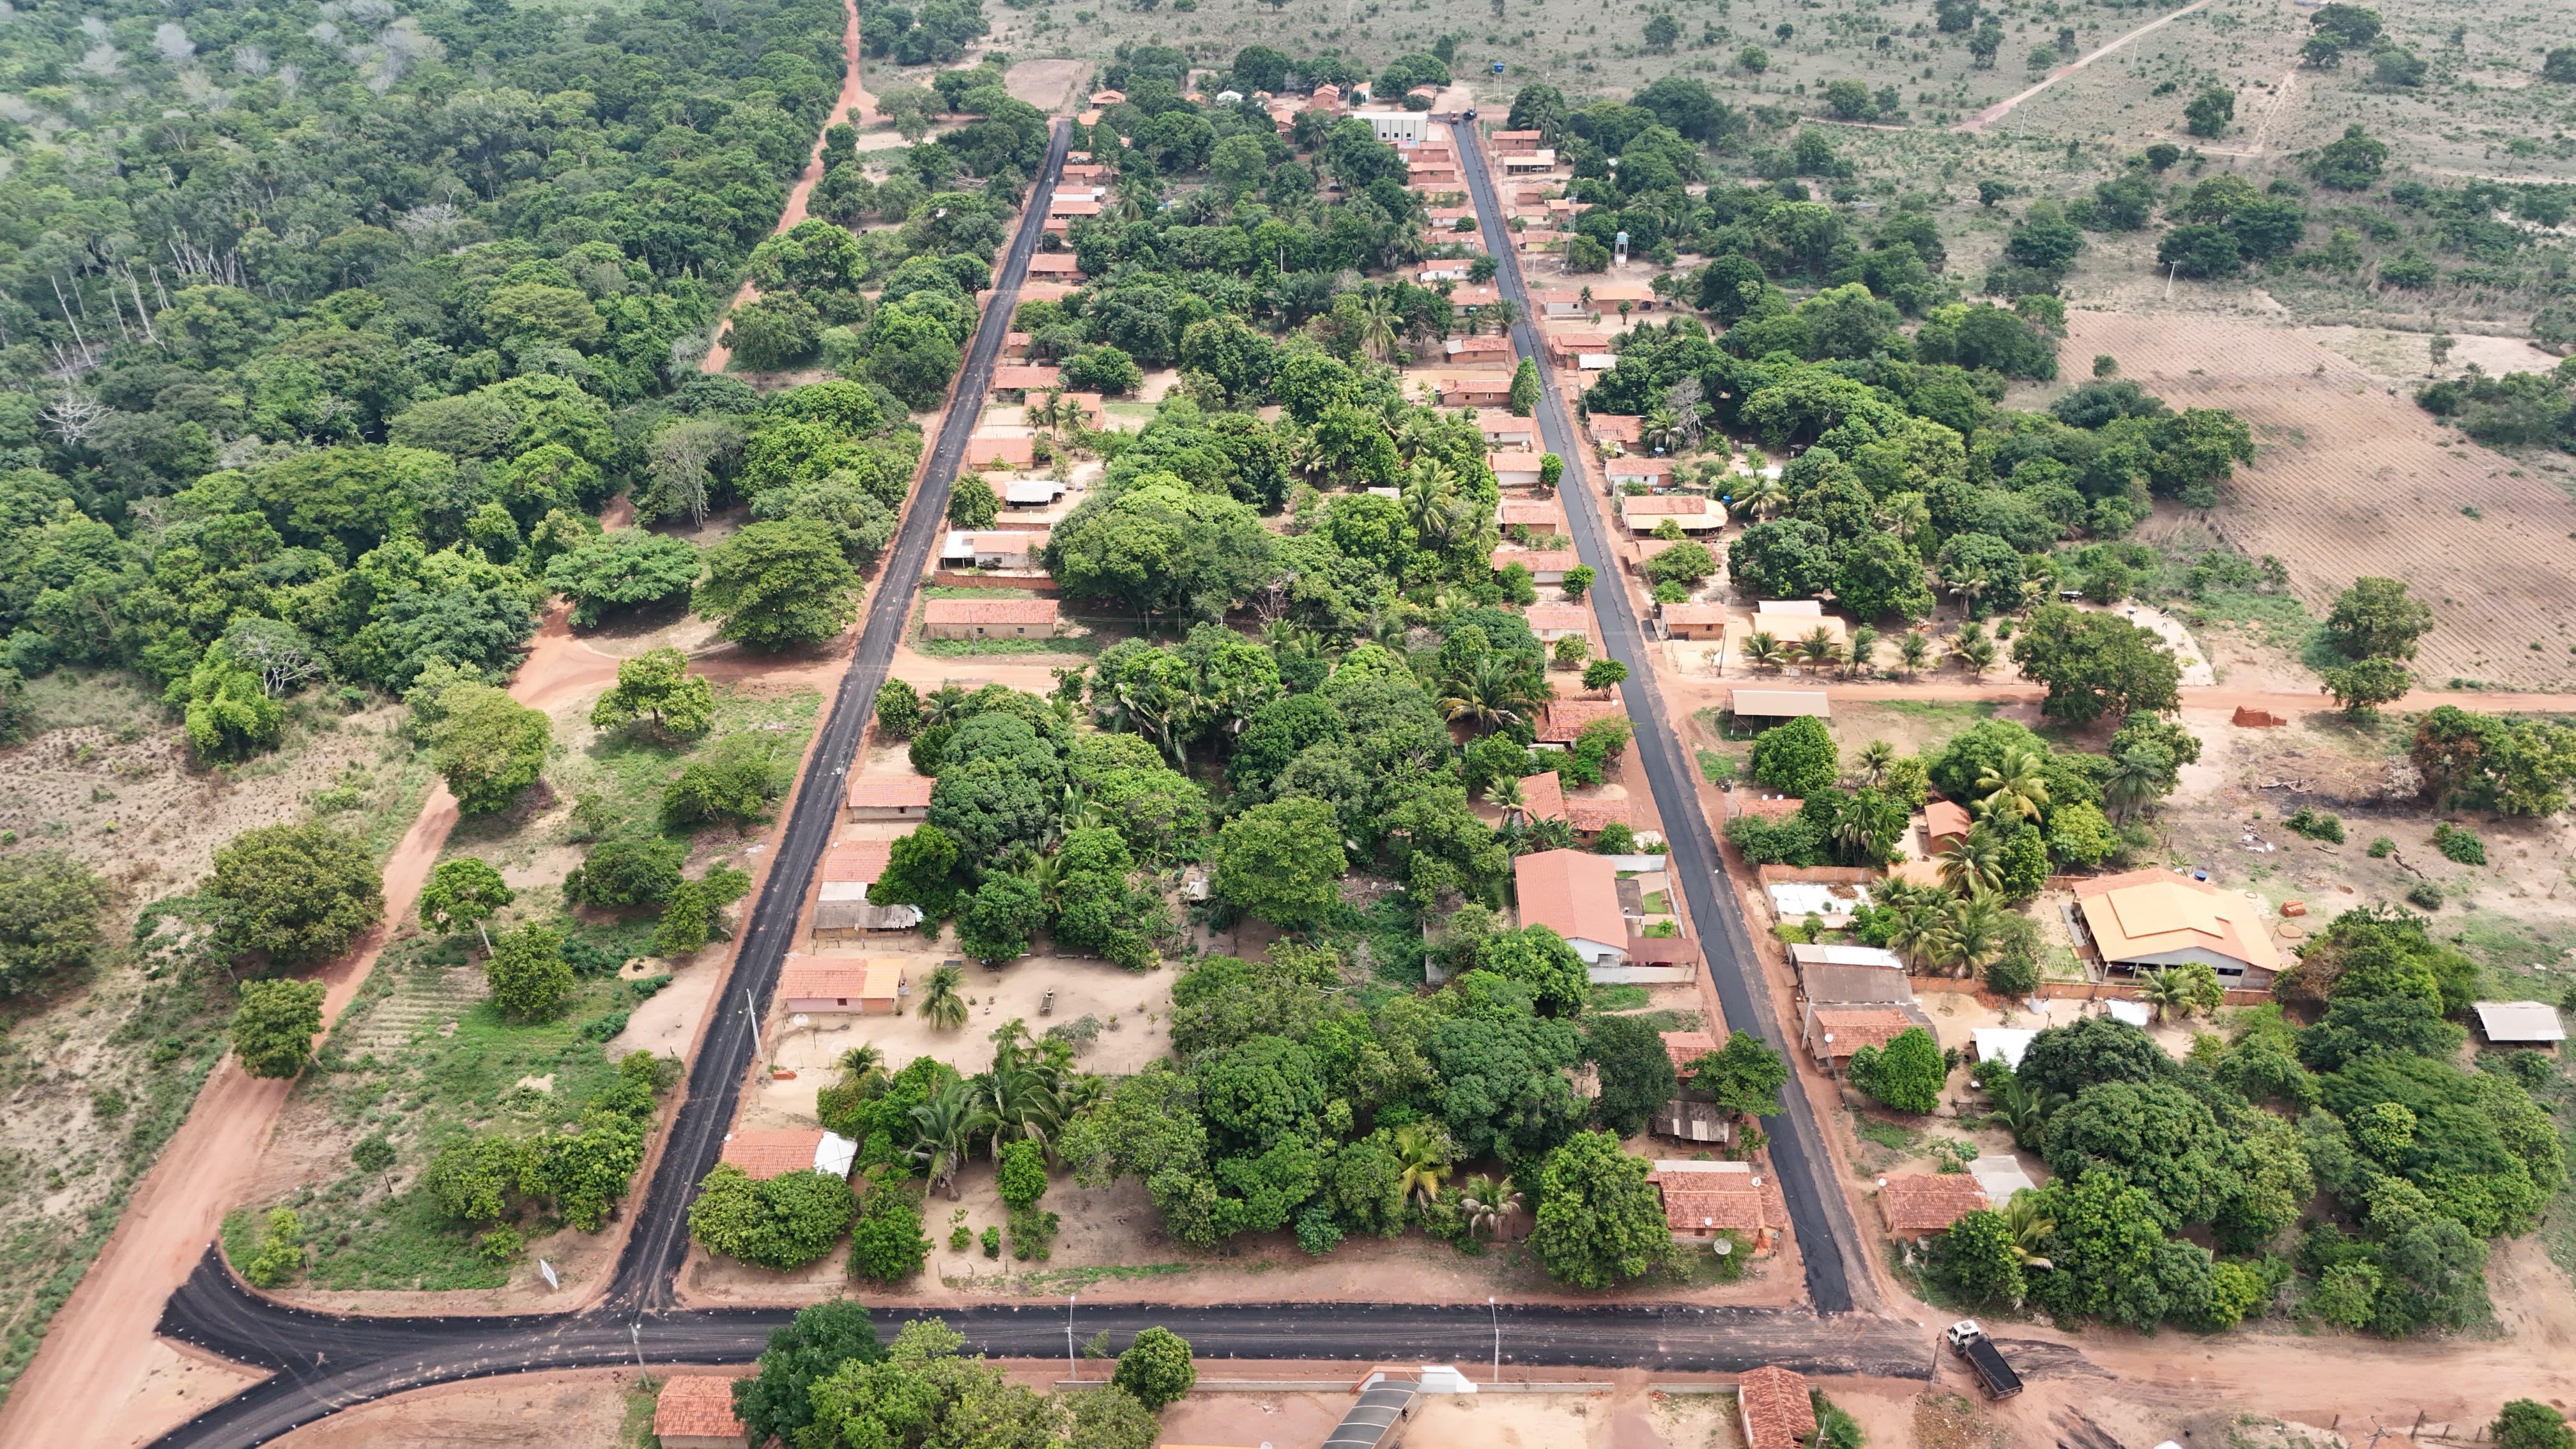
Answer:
xmin=1931 ymin=907 xmax=2563 ymax=1337
xmin=0 ymin=0 xmax=858 ymax=714
xmin=1061 ymin=928 xmax=1783 ymax=1286
xmin=418 ymin=1050 xmax=677 ymax=1261
xmin=725 ymin=1305 xmax=1187 ymax=1449
xmin=2319 ymin=576 xmax=2431 ymax=716
xmin=2418 ymin=355 xmax=2576 ymax=454
xmin=2409 ymin=705 xmax=2576 ymax=818
xmin=1590 ymin=325 xmax=2252 ymax=640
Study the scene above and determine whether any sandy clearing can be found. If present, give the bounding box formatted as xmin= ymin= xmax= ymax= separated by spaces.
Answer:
xmin=1003 ymin=58 xmax=1088 ymax=114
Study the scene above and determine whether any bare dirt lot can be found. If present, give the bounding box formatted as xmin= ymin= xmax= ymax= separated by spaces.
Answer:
xmin=2062 ymin=309 xmax=2576 ymax=691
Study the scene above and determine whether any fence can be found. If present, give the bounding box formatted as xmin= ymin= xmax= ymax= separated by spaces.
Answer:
xmin=1906 ymin=975 xmax=2269 ymax=1008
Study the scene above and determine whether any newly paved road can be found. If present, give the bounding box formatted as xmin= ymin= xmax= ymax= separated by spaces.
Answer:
xmin=140 ymin=120 xmax=1075 ymax=1449
xmin=131 ymin=120 xmax=1952 ymax=1449
xmin=1448 ymin=118 xmax=1872 ymax=1315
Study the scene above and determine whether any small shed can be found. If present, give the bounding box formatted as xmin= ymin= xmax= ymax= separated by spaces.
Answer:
xmin=1925 ymin=799 xmax=1973 ymax=852
xmin=1661 ymin=604 xmax=1727 ymax=640
xmin=655 ymin=1376 xmax=750 ymax=1449
xmin=816 ymin=839 xmax=923 ymax=932
xmin=845 ymin=772 xmax=933 ymax=822
xmin=1524 ymin=603 xmax=1593 ymax=643
xmin=2474 ymin=1000 xmax=2566 ymax=1047
xmin=778 ymin=957 xmax=908 ymax=1016
xmin=1728 ymin=688 xmax=1831 ymax=721
xmin=1004 ymin=479 xmax=1066 ymax=507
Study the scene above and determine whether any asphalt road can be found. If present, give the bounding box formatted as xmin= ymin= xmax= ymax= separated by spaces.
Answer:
xmin=151 ymin=1249 xmax=1935 ymax=1446
xmin=129 ymin=122 xmax=1958 ymax=1449
xmin=1448 ymin=118 xmax=1870 ymax=1315
xmin=139 ymin=121 xmax=1075 ymax=1449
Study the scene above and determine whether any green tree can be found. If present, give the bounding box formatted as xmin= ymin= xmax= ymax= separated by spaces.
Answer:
xmin=418 ymin=857 xmax=513 ymax=951
xmin=1482 ymin=926 xmax=1593 ymax=1017
xmin=1529 ymin=1131 xmax=1671 ymax=1289
xmin=1933 ymin=1207 xmax=2028 ymax=1305
xmin=1583 ymin=658 xmax=1629 ymax=694
xmin=1751 ymin=716 xmax=1839 ymax=797
xmin=1508 ymin=358 xmax=1541 ymax=416
xmin=486 ymin=923 xmax=574 ymax=1020
xmin=564 ymin=836 xmax=686 ymax=908
xmin=2492 ymin=1402 xmax=2576 ymax=1449
xmin=948 ymin=473 xmax=1002 ymax=529
xmin=996 ymin=1138 xmax=1050 ymax=1209
xmin=664 ymin=733 xmax=786 ymax=827
xmin=544 ymin=532 xmax=701 ymax=627
xmin=1691 ymin=1033 xmax=1789 ymax=1119
xmin=732 ymin=1302 xmax=887 ymax=1449
xmin=239 ymin=1207 xmax=305 ymax=1289
xmin=875 ymin=679 xmax=924 ymax=741
xmin=1834 ymin=531 xmax=1935 ymax=621
xmin=0 ymin=851 xmax=111 ymax=997
xmin=590 ymin=648 xmax=716 ymax=739
xmin=2010 ymin=606 xmax=2182 ymax=724
xmin=2183 ymin=85 xmax=2235 ymax=137
xmin=1111 ymin=1326 xmax=1198 ymax=1411
xmin=688 ymin=1165 xmax=857 ymax=1269
xmin=206 ymin=823 xmax=385 ymax=967
xmin=2325 ymin=576 xmax=2434 ymax=659
xmin=1588 ymin=1014 xmax=1680 ymax=1136
xmin=697 ymin=519 xmax=862 ymax=650
xmin=654 ymin=864 xmax=753 ymax=956
xmin=1848 ymin=1026 xmax=1946 ymax=1113
xmin=231 ymin=977 xmax=326 ymax=1078
xmin=1212 ymin=798 xmax=1347 ymax=927
xmin=848 ymin=1180 xmax=933 ymax=1282
xmin=430 ymin=684 xmax=553 ymax=816
xmin=872 ymin=825 xmax=963 ymax=920
xmin=958 ymin=872 xmax=1046 ymax=963
xmin=2308 ymin=125 xmax=2388 ymax=190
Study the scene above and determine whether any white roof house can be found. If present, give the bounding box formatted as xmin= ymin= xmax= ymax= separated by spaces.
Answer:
xmin=1787 ymin=943 xmax=1905 ymax=972
xmin=2475 ymin=1000 xmax=2566 ymax=1045
xmin=1968 ymin=1154 xmax=2037 ymax=1205
xmin=1971 ymin=1027 xmax=2039 ymax=1070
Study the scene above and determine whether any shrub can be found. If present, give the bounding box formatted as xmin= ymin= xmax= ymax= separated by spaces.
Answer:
xmin=563 ymin=837 xmax=686 ymax=907
xmin=847 ymin=1177 xmax=932 ymax=1282
xmin=2431 ymin=822 xmax=2486 ymax=864
xmin=689 ymin=1165 xmax=857 ymax=1269
xmin=1112 ymin=1326 xmax=1198 ymax=1411
xmin=1848 ymin=1026 xmax=1946 ymax=1114
xmin=240 ymin=1208 xmax=304 ymax=1288
xmin=664 ymin=733 xmax=787 ymax=827
xmin=2285 ymin=807 xmax=2345 ymax=843
xmin=2366 ymin=836 xmax=2395 ymax=858
xmin=2405 ymin=880 xmax=2444 ymax=911
xmin=995 ymin=1138 xmax=1049 ymax=1209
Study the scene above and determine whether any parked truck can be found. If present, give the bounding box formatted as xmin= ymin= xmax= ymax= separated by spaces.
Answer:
xmin=1943 ymin=1321 xmax=2023 ymax=1399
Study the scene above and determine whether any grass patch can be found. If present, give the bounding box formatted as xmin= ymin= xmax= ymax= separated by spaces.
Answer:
xmin=1855 ymin=1116 xmax=1920 ymax=1154
xmin=1616 ymin=1008 xmax=1705 ymax=1033
xmin=247 ymin=938 xmax=645 ymax=1291
xmin=1867 ymin=700 xmax=1998 ymax=722
xmin=1591 ymin=984 xmax=1652 ymax=1012
xmin=1696 ymin=748 xmax=1736 ymax=786
xmin=914 ymin=632 xmax=1105 ymax=657
xmin=2179 ymin=590 xmax=2326 ymax=662
xmin=1011 ymin=1262 xmax=1192 ymax=1293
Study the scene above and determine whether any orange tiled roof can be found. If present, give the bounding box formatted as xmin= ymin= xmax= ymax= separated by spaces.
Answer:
xmin=655 ymin=1376 xmax=749 ymax=1440
xmin=822 ymin=839 xmax=892 ymax=884
xmin=1516 ymin=769 xmax=1567 ymax=823
xmin=924 ymin=597 xmax=1059 ymax=625
xmin=1810 ymin=1006 xmax=1920 ymax=1057
xmin=1737 ymin=1365 xmax=1816 ymax=1449
xmin=1662 ymin=1029 xmax=1719 ymax=1075
xmin=1514 ymin=848 xmax=1625 ymax=947
xmin=845 ymin=773 xmax=934 ymax=809
xmin=721 ymin=1129 xmax=827 ymax=1180
xmin=1535 ymin=699 xmax=1626 ymax=744
xmin=1878 ymin=1173 xmax=1991 ymax=1237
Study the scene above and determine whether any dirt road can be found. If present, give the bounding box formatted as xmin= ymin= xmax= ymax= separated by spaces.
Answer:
xmin=1954 ymin=0 xmax=2219 ymax=132
xmin=699 ymin=0 xmax=875 ymax=374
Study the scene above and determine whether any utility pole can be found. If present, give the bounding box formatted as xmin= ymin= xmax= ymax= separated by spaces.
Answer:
xmin=631 ymin=1322 xmax=651 ymax=1389
xmin=1488 ymin=1296 xmax=1499 ymax=1384
xmin=745 ymin=988 xmax=763 ymax=1061
xmin=1066 ymin=1293 xmax=1078 ymax=1382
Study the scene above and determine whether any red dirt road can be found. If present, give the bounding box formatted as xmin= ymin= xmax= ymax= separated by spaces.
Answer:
xmin=699 ymin=0 xmax=875 ymax=375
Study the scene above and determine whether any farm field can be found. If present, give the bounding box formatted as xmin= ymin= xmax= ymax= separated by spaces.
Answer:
xmin=2060 ymin=309 xmax=2576 ymax=691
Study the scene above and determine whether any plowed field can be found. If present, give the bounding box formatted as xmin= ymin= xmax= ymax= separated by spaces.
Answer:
xmin=2067 ymin=310 xmax=2576 ymax=690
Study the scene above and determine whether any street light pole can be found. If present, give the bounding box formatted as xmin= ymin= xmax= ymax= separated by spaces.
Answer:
xmin=1488 ymin=1296 xmax=1499 ymax=1384
xmin=1066 ymin=1292 xmax=1078 ymax=1383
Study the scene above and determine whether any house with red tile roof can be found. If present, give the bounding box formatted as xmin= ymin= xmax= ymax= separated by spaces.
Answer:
xmin=923 ymin=596 xmax=1059 ymax=640
xmin=845 ymin=772 xmax=933 ymax=820
xmin=1513 ymin=848 xmax=1627 ymax=965
xmin=656 ymin=1375 xmax=751 ymax=1449
xmin=1647 ymin=1159 xmax=1785 ymax=1250
xmin=1509 ymin=768 xmax=1567 ymax=826
xmin=1492 ymin=548 xmax=1580 ymax=584
xmin=1567 ymin=793 xmax=1630 ymax=834
xmin=1876 ymin=1172 xmax=1991 ymax=1241
xmin=1533 ymin=698 xmax=1627 ymax=746
xmin=1736 ymin=1365 xmax=1816 ymax=1449
xmin=964 ymin=433 xmax=1035 ymax=470
xmin=1800 ymin=1003 xmax=1935 ymax=1070
xmin=1498 ymin=496 xmax=1567 ymax=532
xmin=719 ymin=1128 xmax=858 ymax=1181
xmin=777 ymin=956 xmax=908 ymax=1015
xmin=1524 ymin=603 xmax=1593 ymax=642
xmin=990 ymin=364 xmax=1063 ymax=397
xmin=1436 ymin=375 xmax=1514 ymax=407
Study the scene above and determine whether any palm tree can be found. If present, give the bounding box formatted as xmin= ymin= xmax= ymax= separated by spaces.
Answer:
xmin=909 ymin=1081 xmax=994 ymax=1199
xmin=1459 ymin=1173 xmax=1523 ymax=1240
xmin=1896 ymin=629 xmax=1933 ymax=679
xmin=1939 ymin=894 xmax=2007 ymax=979
xmin=836 ymin=1046 xmax=888 ymax=1093
xmin=1999 ymin=1188 xmax=2057 ymax=1272
xmin=1795 ymin=627 xmax=1844 ymax=674
xmin=2101 ymin=746 xmax=2168 ymax=823
xmin=1490 ymin=774 xmax=1527 ymax=811
xmin=1829 ymin=791 xmax=1905 ymax=866
xmin=974 ymin=1055 xmax=1066 ymax=1156
xmin=1358 ymin=288 xmax=1401 ymax=363
xmin=2138 ymin=966 xmax=2214 ymax=1023
xmin=1852 ymin=739 xmax=1897 ymax=788
xmin=917 ymin=965 xmax=969 ymax=1031
xmin=1438 ymin=655 xmax=1542 ymax=735
xmin=1730 ymin=472 xmax=1786 ymax=521
xmin=1744 ymin=631 xmax=1788 ymax=674
xmin=1885 ymin=903 xmax=1943 ymax=974
xmin=1391 ymin=1123 xmax=1452 ymax=1210
xmin=1953 ymin=630 xmax=1998 ymax=680
xmin=1983 ymin=1077 xmax=2058 ymax=1151
xmin=1846 ymin=625 xmax=1880 ymax=680
xmin=1484 ymin=298 xmax=1522 ymax=333
xmin=1975 ymin=746 xmax=2050 ymax=822
xmin=1936 ymin=831 xmax=2004 ymax=898
xmin=1639 ymin=407 xmax=1684 ymax=454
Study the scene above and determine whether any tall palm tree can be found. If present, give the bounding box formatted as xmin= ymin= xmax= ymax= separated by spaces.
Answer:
xmin=1976 ymin=746 xmax=2050 ymax=822
xmin=1438 ymin=655 xmax=1541 ymax=735
xmin=1983 ymin=1076 xmax=2058 ymax=1151
xmin=1795 ymin=627 xmax=1844 ymax=674
xmin=1846 ymin=625 xmax=1880 ymax=680
xmin=1999 ymin=1188 xmax=2057 ymax=1272
xmin=2138 ymin=966 xmax=2212 ymax=1023
xmin=917 ymin=965 xmax=969 ymax=1031
xmin=1484 ymin=298 xmax=1522 ymax=333
xmin=1939 ymin=894 xmax=2007 ymax=979
xmin=1954 ymin=631 xmax=1998 ymax=680
xmin=1885 ymin=903 xmax=1943 ymax=973
xmin=1852 ymin=739 xmax=1897 ymax=788
xmin=974 ymin=1055 xmax=1066 ymax=1156
xmin=1391 ymin=1123 xmax=1452 ymax=1210
xmin=1358 ymin=288 xmax=1401 ymax=363
xmin=1730 ymin=472 xmax=1786 ymax=521
xmin=1896 ymin=630 xmax=1933 ymax=679
xmin=1639 ymin=407 xmax=1684 ymax=454
xmin=836 ymin=1046 xmax=888 ymax=1093
xmin=1829 ymin=791 xmax=1906 ymax=866
xmin=1459 ymin=1173 xmax=1522 ymax=1239
xmin=1744 ymin=631 xmax=1788 ymax=674
xmin=1936 ymin=831 xmax=2004 ymax=898
xmin=909 ymin=1082 xmax=994 ymax=1199
xmin=1490 ymin=774 xmax=1527 ymax=810
xmin=2101 ymin=746 xmax=2168 ymax=823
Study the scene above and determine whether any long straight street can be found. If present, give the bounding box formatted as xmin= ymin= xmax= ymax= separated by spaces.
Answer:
xmin=1448 ymin=118 xmax=1870 ymax=1315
